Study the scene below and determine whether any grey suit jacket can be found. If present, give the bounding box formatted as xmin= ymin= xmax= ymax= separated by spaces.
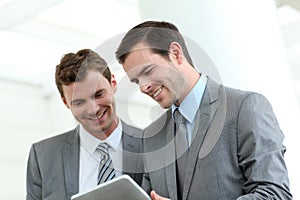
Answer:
xmin=142 ymin=77 xmax=292 ymax=200
xmin=26 ymin=121 xmax=143 ymax=200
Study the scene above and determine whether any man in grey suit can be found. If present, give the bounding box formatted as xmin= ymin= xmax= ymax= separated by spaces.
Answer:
xmin=116 ymin=21 xmax=292 ymax=199
xmin=26 ymin=49 xmax=143 ymax=200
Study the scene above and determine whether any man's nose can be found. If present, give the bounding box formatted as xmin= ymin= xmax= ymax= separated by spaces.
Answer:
xmin=140 ymin=82 xmax=152 ymax=94
xmin=86 ymin=100 xmax=100 ymax=114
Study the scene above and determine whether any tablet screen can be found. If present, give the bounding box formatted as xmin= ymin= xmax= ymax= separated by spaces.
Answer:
xmin=71 ymin=175 xmax=151 ymax=200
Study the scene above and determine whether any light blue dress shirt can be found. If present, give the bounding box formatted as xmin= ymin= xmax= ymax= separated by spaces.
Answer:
xmin=172 ymin=75 xmax=207 ymax=146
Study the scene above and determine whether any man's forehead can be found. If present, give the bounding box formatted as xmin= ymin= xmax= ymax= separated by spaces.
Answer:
xmin=68 ymin=80 xmax=106 ymax=96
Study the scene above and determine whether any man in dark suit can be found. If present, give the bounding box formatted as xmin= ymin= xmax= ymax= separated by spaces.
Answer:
xmin=116 ymin=21 xmax=292 ymax=200
xmin=26 ymin=49 xmax=143 ymax=200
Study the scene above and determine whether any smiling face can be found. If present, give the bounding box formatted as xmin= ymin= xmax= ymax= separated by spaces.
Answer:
xmin=62 ymin=70 xmax=118 ymax=139
xmin=123 ymin=43 xmax=188 ymax=109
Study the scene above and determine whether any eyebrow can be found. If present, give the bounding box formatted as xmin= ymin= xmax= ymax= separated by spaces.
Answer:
xmin=130 ymin=64 xmax=155 ymax=82
xmin=92 ymin=89 xmax=106 ymax=98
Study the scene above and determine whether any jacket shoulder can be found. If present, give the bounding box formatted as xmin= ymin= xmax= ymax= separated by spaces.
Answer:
xmin=31 ymin=127 xmax=78 ymax=151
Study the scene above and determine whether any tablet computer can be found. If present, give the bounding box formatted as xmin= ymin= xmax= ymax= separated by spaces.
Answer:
xmin=71 ymin=175 xmax=151 ymax=200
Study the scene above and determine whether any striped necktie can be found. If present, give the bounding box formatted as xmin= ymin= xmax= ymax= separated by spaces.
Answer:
xmin=97 ymin=142 xmax=115 ymax=184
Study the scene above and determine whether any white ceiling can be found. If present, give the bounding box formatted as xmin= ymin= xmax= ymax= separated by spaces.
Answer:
xmin=0 ymin=0 xmax=140 ymax=93
xmin=0 ymin=0 xmax=299 ymax=103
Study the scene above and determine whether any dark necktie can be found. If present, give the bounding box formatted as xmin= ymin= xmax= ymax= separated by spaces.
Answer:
xmin=97 ymin=142 xmax=115 ymax=185
xmin=174 ymin=108 xmax=189 ymax=199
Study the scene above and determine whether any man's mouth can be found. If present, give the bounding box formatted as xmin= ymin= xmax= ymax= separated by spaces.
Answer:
xmin=96 ymin=109 xmax=107 ymax=119
xmin=97 ymin=111 xmax=105 ymax=119
xmin=153 ymin=87 xmax=162 ymax=97
xmin=89 ymin=110 xmax=106 ymax=120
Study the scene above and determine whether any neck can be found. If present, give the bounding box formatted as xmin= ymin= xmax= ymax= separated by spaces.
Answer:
xmin=94 ymin=117 xmax=119 ymax=141
xmin=176 ymin=65 xmax=200 ymax=106
xmin=188 ymin=68 xmax=201 ymax=88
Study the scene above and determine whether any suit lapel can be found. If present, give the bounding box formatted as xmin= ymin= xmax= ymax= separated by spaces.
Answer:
xmin=122 ymin=130 xmax=135 ymax=178
xmin=198 ymin=83 xmax=226 ymax=159
xmin=62 ymin=126 xmax=80 ymax=198
xmin=183 ymin=78 xmax=221 ymax=200
xmin=122 ymin=121 xmax=143 ymax=179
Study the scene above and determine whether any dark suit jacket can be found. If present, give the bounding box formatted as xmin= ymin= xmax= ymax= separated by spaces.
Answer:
xmin=26 ymin=121 xmax=143 ymax=200
xmin=142 ymin=77 xmax=292 ymax=200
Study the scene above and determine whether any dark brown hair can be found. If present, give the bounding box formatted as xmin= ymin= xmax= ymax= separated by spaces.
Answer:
xmin=55 ymin=49 xmax=111 ymax=98
xmin=116 ymin=21 xmax=193 ymax=66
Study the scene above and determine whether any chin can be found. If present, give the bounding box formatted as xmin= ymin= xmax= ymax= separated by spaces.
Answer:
xmin=159 ymin=102 xmax=172 ymax=109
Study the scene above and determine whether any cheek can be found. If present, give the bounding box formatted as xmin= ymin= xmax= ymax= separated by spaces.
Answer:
xmin=156 ymin=72 xmax=173 ymax=86
xmin=147 ymin=72 xmax=165 ymax=84
xmin=70 ymin=107 xmax=84 ymax=117
xmin=157 ymin=68 xmax=176 ymax=82
xmin=97 ymin=96 xmax=115 ymax=106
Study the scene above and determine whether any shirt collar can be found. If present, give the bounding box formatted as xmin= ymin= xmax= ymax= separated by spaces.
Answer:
xmin=172 ymin=75 xmax=207 ymax=123
xmin=79 ymin=119 xmax=123 ymax=154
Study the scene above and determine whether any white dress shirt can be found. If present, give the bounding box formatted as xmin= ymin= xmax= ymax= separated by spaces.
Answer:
xmin=78 ymin=119 xmax=123 ymax=193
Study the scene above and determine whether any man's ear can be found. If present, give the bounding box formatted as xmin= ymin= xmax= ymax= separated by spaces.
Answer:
xmin=169 ymin=42 xmax=184 ymax=65
xmin=111 ymin=74 xmax=117 ymax=93
xmin=62 ymin=97 xmax=70 ymax=109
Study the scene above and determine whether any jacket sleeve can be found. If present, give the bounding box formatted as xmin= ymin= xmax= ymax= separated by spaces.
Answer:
xmin=142 ymin=172 xmax=152 ymax=195
xmin=236 ymin=93 xmax=292 ymax=199
xmin=26 ymin=145 xmax=42 ymax=200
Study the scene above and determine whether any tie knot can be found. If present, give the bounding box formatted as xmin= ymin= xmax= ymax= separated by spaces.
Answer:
xmin=174 ymin=109 xmax=186 ymax=125
xmin=97 ymin=142 xmax=109 ymax=155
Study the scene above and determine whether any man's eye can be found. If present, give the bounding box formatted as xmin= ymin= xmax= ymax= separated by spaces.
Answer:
xmin=131 ymin=79 xmax=139 ymax=84
xmin=144 ymin=67 xmax=154 ymax=75
xmin=95 ymin=92 xmax=104 ymax=98
xmin=72 ymin=101 xmax=82 ymax=106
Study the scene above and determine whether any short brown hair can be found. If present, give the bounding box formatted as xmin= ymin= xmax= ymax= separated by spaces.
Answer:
xmin=55 ymin=49 xmax=111 ymax=98
xmin=116 ymin=21 xmax=193 ymax=66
